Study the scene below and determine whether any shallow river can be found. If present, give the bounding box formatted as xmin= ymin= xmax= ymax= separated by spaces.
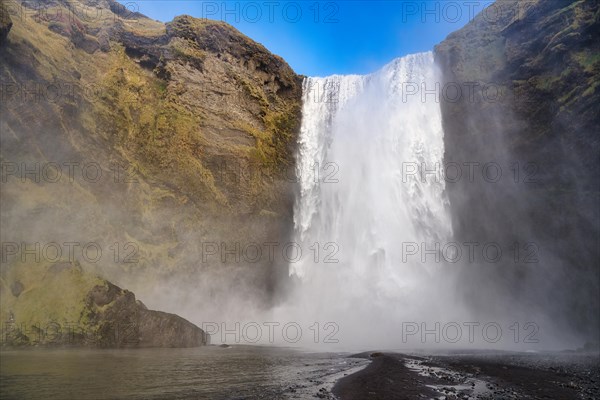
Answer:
xmin=0 ymin=345 xmax=368 ymax=399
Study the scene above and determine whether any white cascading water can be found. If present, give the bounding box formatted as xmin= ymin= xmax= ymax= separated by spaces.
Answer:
xmin=276 ymin=52 xmax=462 ymax=349
xmin=293 ymin=52 xmax=452 ymax=277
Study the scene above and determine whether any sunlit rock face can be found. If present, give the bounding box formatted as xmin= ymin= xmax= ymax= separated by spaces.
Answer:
xmin=0 ymin=0 xmax=302 ymax=339
xmin=435 ymin=0 xmax=600 ymax=341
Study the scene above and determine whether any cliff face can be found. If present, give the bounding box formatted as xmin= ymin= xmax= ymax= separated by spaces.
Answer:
xmin=436 ymin=0 xmax=599 ymax=337
xmin=0 ymin=0 xmax=302 ymax=339
xmin=0 ymin=0 xmax=11 ymax=44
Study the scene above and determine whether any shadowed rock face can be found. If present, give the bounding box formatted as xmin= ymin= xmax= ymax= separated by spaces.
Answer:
xmin=0 ymin=0 xmax=302 ymax=330
xmin=435 ymin=0 xmax=599 ymax=338
xmin=0 ymin=0 xmax=12 ymax=45
xmin=85 ymin=281 xmax=209 ymax=347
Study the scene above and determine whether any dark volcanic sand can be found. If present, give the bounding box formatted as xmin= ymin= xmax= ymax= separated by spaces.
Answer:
xmin=332 ymin=351 xmax=600 ymax=400
xmin=332 ymin=352 xmax=439 ymax=399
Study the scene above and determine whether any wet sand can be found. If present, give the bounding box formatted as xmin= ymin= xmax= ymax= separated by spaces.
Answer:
xmin=332 ymin=352 xmax=438 ymax=399
xmin=332 ymin=351 xmax=600 ymax=399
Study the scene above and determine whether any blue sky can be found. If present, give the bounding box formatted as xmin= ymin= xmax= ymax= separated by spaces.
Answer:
xmin=120 ymin=1 xmax=494 ymax=76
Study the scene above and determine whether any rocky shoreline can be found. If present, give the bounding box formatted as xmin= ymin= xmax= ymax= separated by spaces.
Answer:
xmin=332 ymin=351 xmax=600 ymax=399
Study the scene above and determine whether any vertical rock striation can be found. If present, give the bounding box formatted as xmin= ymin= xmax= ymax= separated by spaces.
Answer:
xmin=436 ymin=0 xmax=599 ymax=340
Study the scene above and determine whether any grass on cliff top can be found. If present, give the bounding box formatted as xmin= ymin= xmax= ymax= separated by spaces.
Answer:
xmin=167 ymin=15 xmax=240 ymax=42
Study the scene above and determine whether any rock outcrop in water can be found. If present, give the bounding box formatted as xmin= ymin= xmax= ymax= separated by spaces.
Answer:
xmin=0 ymin=0 xmax=302 ymax=334
xmin=1 ymin=260 xmax=208 ymax=347
xmin=435 ymin=0 xmax=599 ymax=338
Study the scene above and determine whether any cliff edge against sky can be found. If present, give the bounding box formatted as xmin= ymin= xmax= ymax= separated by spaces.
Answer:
xmin=0 ymin=0 xmax=302 ymax=346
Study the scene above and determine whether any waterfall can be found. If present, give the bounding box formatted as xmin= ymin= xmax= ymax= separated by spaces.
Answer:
xmin=293 ymin=52 xmax=451 ymax=282
xmin=279 ymin=52 xmax=460 ymax=348
xmin=268 ymin=51 xmax=571 ymax=351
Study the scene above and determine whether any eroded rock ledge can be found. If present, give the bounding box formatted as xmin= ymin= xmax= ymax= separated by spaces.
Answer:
xmin=1 ymin=261 xmax=208 ymax=347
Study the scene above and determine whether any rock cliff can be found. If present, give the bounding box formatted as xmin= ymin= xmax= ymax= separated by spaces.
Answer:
xmin=435 ymin=0 xmax=599 ymax=338
xmin=0 ymin=0 xmax=302 ymax=345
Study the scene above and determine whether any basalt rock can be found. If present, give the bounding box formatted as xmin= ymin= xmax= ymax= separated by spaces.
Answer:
xmin=1 ymin=261 xmax=208 ymax=347
xmin=435 ymin=0 xmax=599 ymax=338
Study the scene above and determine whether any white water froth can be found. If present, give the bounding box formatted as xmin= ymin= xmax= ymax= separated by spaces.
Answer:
xmin=275 ymin=52 xmax=463 ymax=349
xmin=293 ymin=52 xmax=451 ymax=279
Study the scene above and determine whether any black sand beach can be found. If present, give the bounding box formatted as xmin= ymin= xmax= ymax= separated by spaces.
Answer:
xmin=333 ymin=351 xmax=600 ymax=399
